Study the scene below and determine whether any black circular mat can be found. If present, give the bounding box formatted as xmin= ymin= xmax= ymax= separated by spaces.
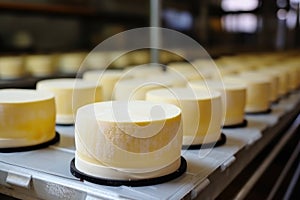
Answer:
xmin=70 ymin=156 xmax=187 ymax=187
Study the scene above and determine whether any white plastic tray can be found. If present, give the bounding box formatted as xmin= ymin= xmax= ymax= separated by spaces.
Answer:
xmin=0 ymin=92 xmax=299 ymax=200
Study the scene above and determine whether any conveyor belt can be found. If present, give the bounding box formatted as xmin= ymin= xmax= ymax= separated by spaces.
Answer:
xmin=0 ymin=92 xmax=299 ymax=200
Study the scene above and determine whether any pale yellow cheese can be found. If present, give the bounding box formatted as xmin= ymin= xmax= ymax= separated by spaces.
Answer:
xmin=189 ymin=80 xmax=246 ymax=126
xmin=0 ymin=89 xmax=56 ymax=148
xmin=239 ymin=71 xmax=279 ymax=102
xmin=85 ymin=52 xmax=109 ymax=70
xmin=75 ymin=101 xmax=182 ymax=179
xmin=25 ymin=54 xmax=56 ymax=77
xmin=129 ymin=50 xmax=150 ymax=65
xmin=224 ymin=76 xmax=271 ymax=113
xmin=124 ymin=64 xmax=164 ymax=78
xmin=0 ymin=56 xmax=25 ymax=79
xmin=167 ymin=62 xmax=203 ymax=81
xmin=58 ymin=52 xmax=86 ymax=73
xmin=146 ymin=87 xmax=222 ymax=145
xmin=108 ymin=51 xmax=131 ymax=69
xmin=37 ymin=78 xmax=102 ymax=124
xmin=114 ymin=78 xmax=163 ymax=100
xmin=83 ymin=70 xmax=126 ymax=101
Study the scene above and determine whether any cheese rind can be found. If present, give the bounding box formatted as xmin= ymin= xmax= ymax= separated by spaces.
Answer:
xmin=146 ymin=87 xmax=222 ymax=145
xmin=0 ymin=89 xmax=56 ymax=148
xmin=114 ymin=78 xmax=163 ymax=100
xmin=75 ymin=101 xmax=183 ymax=179
xmin=224 ymin=76 xmax=271 ymax=113
xmin=37 ymin=78 xmax=102 ymax=124
xmin=0 ymin=56 xmax=25 ymax=79
xmin=25 ymin=54 xmax=56 ymax=77
xmin=58 ymin=52 xmax=86 ymax=73
xmin=83 ymin=70 xmax=125 ymax=101
xmin=189 ymin=80 xmax=246 ymax=126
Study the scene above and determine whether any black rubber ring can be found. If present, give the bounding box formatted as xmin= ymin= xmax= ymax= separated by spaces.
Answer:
xmin=0 ymin=132 xmax=60 ymax=153
xmin=246 ymin=108 xmax=272 ymax=115
xmin=222 ymin=119 xmax=248 ymax=129
xmin=70 ymin=156 xmax=187 ymax=187
xmin=56 ymin=123 xmax=74 ymax=126
xmin=182 ymin=133 xmax=226 ymax=150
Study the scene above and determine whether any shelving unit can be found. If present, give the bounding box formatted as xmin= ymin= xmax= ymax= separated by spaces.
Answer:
xmin=0 ymin=91 xmax=299 ymax=200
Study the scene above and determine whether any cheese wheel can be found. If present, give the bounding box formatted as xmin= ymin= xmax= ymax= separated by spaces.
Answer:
xmin=239 ymin=71 xmax=279 ymax=102
xmin=224 ymin=76 xmax=271 ymax=113
xmin=75 ymin=101 xmax=182 ymax=179
xmin=0 ymin=89 xmax=56 ymax=148
xmin=58 ymin=52 xmax=86 ymax=73
xmin=124 ymin=65 xmax=164 ymax=78
xmin=258 ymin=68 xmax=287 ymax=97
xmin=37 ymin=78 xmax=102 ymax=124
xmin=25 ymin=54 xmax=56 ymax=77
xmin=167 ymin=62 xmax=203 ymax=81
xmin=146 ymin=87 xmax=222 ymax=145
xmin=108 ymin=51 xmax=131 ymax=68
xmin=129 ymin=50 xmax=150 ymax=65
xmin=85 ymin=52 xmax=108 ymax=70
xmin=114 ymin=78 xmax=163 ymax=100
xmin=189 ymin=80 xmax=246 ymax=126
xmin=0 ymin=56 xmax=25 ymax=79
xmin=83 ymin=70 xmax=127 ymax=101
xmin=284 ymin=66 xmax=298 ymax=91
xmin=144 ymin=67 xmax=191 ymax=87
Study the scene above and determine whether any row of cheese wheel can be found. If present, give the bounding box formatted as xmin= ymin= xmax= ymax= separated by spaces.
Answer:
xmin=0 ymin=51 xmax=300 ymax=181
xmin=0 ymin=50 xmax=183 ymax=79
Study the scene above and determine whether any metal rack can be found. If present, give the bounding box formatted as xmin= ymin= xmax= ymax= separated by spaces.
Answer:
xmin=0 ymin=91 xmax=299 ymax=200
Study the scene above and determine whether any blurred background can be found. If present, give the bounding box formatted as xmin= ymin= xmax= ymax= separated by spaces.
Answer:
xmin=0 ymin=0 xmax=299 ymax=55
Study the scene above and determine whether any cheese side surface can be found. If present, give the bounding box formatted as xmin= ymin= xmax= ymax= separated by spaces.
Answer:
xmin=225 ymin=76 xmax=271 ymax=113
xmin=37 ymin=78 xmax=102 ymax=124
xmin=0 ymin=56 xmax=25 ymax=79
xmin=75 ymin=101 xmax=183 ymax=179
xmin=189 ymin=80 xmax=246 ymax=126
xmin=146 ymin=87 xmax=222 ymax=145
xmin=83 ymin=70 xmax=125 ymax=101
xmin=0 ymin=89 xmax=56 ymax=148
xmin=25 ymin=54 xmax=56 ymax=77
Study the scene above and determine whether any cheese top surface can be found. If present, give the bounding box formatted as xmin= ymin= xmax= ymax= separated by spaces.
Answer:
xmin=26 ymin=55 xmax=52 ymax=65
xmin=0 ymin=56 xmax=23 ymax=67
xmin=189 ymin=80 xmax=246 ymax=91
xmin=78 ymin=100 xmax=181 ymax=123
xmin=224 ymin=75 xmax=270 ymax=85
xmin=0 ymin=89 xmax=54 ymax=103
xmin=37 ymin=78 xmax=98 ymax=89
xmin=114 ymin=78 xmax=163 ymax=94
xmin=147 ymin=87 xmax=220 ymax=101
xmin=83 ymin=70 xmax=124 ymax=81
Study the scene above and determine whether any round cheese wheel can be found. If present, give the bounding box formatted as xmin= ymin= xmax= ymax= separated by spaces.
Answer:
xmin=36 ymin=78 xmax=102 ymax=124
xmin=25 ymin=54 xmax=56 ymax=77
xmin=239 ymin=71 xmax=279 ymax=102
xmin=0 ymin=56 xmax=25 ymax=79
xmin=108 ymin=51 xmax=131 ymax=69
xmin=129 ymin=50 xmax=150 ymax=65
xmin=75 ymin=100 xmax=182 ymax=179
xmin=124 ymin=65 xmax=164 ymax=78
xmin=85 ymin=52 xmax=109 ymax=70
xmin=224 ymin=76 xmax=271 ymax=113
xmin=146 ymin=87 xmax=222 ymax=145
xmin=58 ymin=52 xmax=86 ymax=73
xmin=189 ymin=80 xmax=246 ymax=126
xmin=114 ymin=78 xmax=163 ymax=100
xmin=0 ymin=89 xmax=56 ymax=148
xmin=258 ymin=68 xmax=287 ymax=97
xmin=83 ymin=70 xmax=126 ymax=101
xmin=167 ymin=62 xmax=203 ymax=81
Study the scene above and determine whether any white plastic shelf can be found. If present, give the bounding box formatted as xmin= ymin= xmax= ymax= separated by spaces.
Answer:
xmin=0 ymin=92 xmax=299 ymax=200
